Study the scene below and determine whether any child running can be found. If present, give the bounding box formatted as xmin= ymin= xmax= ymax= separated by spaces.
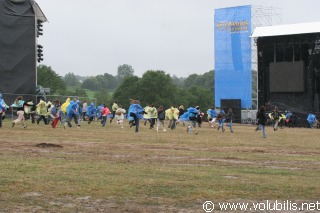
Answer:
xmin=115 ymin=105 xmax=126 ymax=128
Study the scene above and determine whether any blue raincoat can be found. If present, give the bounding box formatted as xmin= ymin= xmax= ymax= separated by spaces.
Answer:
xmin=307 ymin=113 xmax=316 ymax=125
xmin=66 ymin=101 xmax=77 ymax=117
xmin=86 ymin=102 xmax=97 ymax=117
xmin=127 ymin=104 xmax=144 ymax=121
xmin=207 ymin=109 xmax=217 ymax=119
xmin=179 ymin=107 xmax=199 ymax=121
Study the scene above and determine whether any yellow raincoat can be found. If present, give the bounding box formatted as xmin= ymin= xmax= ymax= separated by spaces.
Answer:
xmin=146 ymin=106 xmax=157 ymax=119
xmin=61 ymin=98 xmax=70 ymax=114
xmin=36 ymin=99 xmax=48 ymax=116
xmin=166 ymin=107 xmax=179 ymax=120
xmin=112 ymin=102 xmax=118 ymax=112
xmin=268 ymin=113 xmax=286 ymax=121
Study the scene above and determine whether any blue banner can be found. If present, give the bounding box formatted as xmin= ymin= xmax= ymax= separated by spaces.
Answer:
xmin=214 ymin=5 xmax=252 ymax=108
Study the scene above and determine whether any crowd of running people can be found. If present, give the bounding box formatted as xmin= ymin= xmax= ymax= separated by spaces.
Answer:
xmin=0 ymin=94 xmax=318 ymax=138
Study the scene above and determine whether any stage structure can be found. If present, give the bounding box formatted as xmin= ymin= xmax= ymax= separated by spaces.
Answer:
xmin=214 ymin=5 xmax=281 ymax=118
xmin=252 ymin=22 xmax=320 ymax=126
xmin=250 ymin=6 xmax=282 ymax=109
xmin=0 ymin=0 xmax=47 ymax=99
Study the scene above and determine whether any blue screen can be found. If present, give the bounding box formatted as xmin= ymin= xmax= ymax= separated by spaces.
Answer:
xmin=214 ymin=5 xmax=252 ymax=108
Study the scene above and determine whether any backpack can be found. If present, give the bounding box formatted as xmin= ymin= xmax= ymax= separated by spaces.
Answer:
xmin=189 ymin=112 xmax=198 ymax=121
xmin=158 ymin=111 xmax=165 ymax=120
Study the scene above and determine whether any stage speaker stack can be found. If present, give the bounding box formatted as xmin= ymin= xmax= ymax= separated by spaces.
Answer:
xmin=221 ymin=99 xmax=241 ymax=123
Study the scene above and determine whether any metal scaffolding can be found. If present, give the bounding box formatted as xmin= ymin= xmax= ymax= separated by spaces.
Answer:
xmin=251 ymin=6 xmax=282 ymax=109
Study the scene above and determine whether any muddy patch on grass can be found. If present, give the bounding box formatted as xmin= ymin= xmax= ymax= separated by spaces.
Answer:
xmin=35 ymin=143 xmax=63 ymax=148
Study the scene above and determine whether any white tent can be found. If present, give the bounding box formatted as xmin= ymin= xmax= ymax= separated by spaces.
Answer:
xmin=252 ymin=22 xmax=320 ymax=38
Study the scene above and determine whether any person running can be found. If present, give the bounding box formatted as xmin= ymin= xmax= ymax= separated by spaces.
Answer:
xmin=166 ymin=105 xmax=179 ymax=130
xmin=180 ymin=106 xmax=199 ymax=135
xmin=195 ymin=106 xmax=202 ymax=128
xmin=269 ymin=108 xmax=281 ymax=131
xmin=74 ymin=99 xmax=81 ymax=127
xmin=128 ymin=99 xmax=144 ymax=133
xmin=144 ymin=104 xmax=157 ymax=129
xmin=96 ymin=104 xmax=104 ymax=121
xmin=60 ymin=98 xmax=71 ymax=125
xmin=165 ymin=107 xmax=172 ymax=128
xmin=207 ymin=106 xmax=218 ymax=128
xmin=156 ymin=105 xmax=167 ymax=132
xmin=63 ymin=100 xmax=78 ymax=129
xmin=149 ymin=104 xmax=158 ymax=129
xmin=143 ymin=104 xmax=152 ymax=126
xmin=11 ymin=96 xmax=34 ymax=128
xmin=216 ymin=111 xmax=226 ymax=132
xmin=178 ymin=105 xmax=186 ymax=126
xmin=115 ymin=105 xmax=126 ymax=128
xmin=110 ymin=102 xmax=118 ymax=123
xmin=256 ymin=105 xmax=267 ymax=138
xmin=82 ymin=100 xmax=87 ymax=121
xmin=36 ymin=98 xmax=48 ymax=125
xmin=86 ymin=102 xmax=97 ymax=124
xmin=226 ymin=108 xmax=234 ymax=132
xmin=0 ymin=94 xmax=8 ymax=128
xmin=24 ymin=99 xmax=36 ymax=124
xmin=101 ymin=104 xmax=111 ymax=127
xmin=50 ymin=100 xmax=61 ymax=128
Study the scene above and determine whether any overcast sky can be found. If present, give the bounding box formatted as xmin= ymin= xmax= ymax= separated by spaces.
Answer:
xmin=34 ymin=0 xmax=320 ymax=78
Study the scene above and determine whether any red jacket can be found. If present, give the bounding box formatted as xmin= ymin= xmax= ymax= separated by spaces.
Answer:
xmin=101 ymin=107 xmax=110 ymax=116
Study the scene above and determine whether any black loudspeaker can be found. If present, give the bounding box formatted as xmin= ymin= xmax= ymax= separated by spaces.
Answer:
xmin=0 ymin=0 xmax=36 ymax=94
xmin=221 ymin=99 xmax=241 ymax=123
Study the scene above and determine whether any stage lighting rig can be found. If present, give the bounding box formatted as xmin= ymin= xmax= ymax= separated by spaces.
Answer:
xmin=37 ymin=44 xmax=44 ymax=63
xmin=37 ymin=19 xmax=43 ymax=37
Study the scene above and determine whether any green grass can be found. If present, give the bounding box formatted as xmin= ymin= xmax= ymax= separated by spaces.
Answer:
xmin=0 ymin=120 xmax=319 ymax=212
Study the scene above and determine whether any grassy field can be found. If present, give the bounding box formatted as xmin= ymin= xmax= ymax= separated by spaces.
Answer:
xmin=0 ymin=119 xmax=319 ymax=212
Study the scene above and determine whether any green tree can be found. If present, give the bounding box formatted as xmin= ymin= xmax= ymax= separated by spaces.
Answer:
xmin=95 ymin=75 xmax=107 ymax=89
xmin=139 ymin=70 xmax=177 ymax=107
xmin=37 ymin=65 xmax=66 ymax=94
xmin=94 ymin=89 xmax=110 ymax=105
xmin=81 ymin=77 xmax=100 ymax=90
xmin=112 ymin=76 xmax=141 ymax=109
xmin=171 ymin=74 xmax=185 ymax=88
xmin=81 ymin=74 xmax=119 ymax=91
xmin=198 ymin=70 xmax=214 ymax=91
xmin=183 ymin=70 xmax=215 ymax=106
xmin=184 ymin=74 xmax=199 ymax=88
xmin=64 ymin=72 xmax=80 ymax=87
xmin=117 ymin=64 xmax=134 ymax=79
xmin=104 ymin=73 xmax=119 ymax=90
xmin=186 ymin=86 xmax=214 ymax=111
xmin=198 ymin=70 xmax=215 ymax=105
xmin=174 ymin=88 xmax=189 ymax=107
xmin=184 ymin=70 xmax=214 ymax=90
xmin=96 ymin=73 xmax=119 ymax=90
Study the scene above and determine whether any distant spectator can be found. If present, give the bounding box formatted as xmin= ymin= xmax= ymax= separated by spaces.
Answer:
xmin=307 ymin=112 xmax=317 ymax=128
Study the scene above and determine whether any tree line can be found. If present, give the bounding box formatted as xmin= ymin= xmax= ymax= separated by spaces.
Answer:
xmin=37 ymin=64 xmax=215 ymax=110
